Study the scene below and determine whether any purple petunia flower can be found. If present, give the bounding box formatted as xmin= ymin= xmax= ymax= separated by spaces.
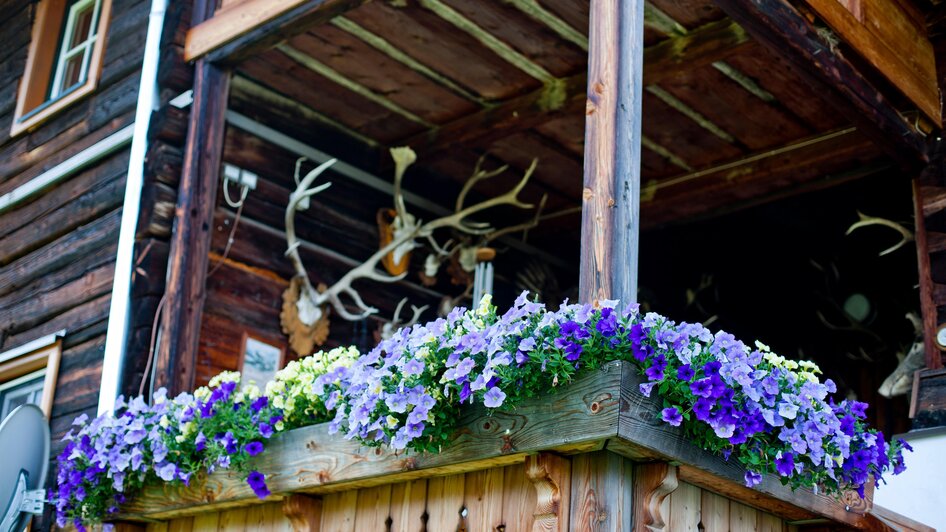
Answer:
xmin=690 ymin=378 xmax=713 ymax=398
xmin=661 ymin=407 xmax=683 ymax=427
xmin=250 ymin=396 xmax=268 ymax=413
xmin=639 ymin=382 xmax=656 ymax=397
xmin=247 ymin=471 xmax=270 ymax=499
xmin=483 ymin=387 xmax=506 ymax=408
xmin=744 ymin=470 xmax=762 ymax=487
xmin=258 ymin=422 xmax=274 ymax=439
xmin=676 ymin=364 xmax=695 ymax=381
xmin=775 ymin=452 xmax=795 ymax=477
xmin=244 ymin=441 xmax=264 ymax=456
xmin=195 ymin=432 xmax=207 ymax=452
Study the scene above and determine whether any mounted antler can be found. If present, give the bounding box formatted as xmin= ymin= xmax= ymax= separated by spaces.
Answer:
xmin=845 ymin=212 xmax=914 ymax=256
xmin=284 ymin=147 xmax=538 ymax=328
xmin=379 ymin=297 xmax=429 ymax=340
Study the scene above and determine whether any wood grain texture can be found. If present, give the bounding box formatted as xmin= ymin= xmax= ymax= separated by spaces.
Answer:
xmin=502 ymin=462 xmax=534 ymax=532
xmin=282 ymin=494 xmax=322 ymax=532
xmin=426 ymin=474 xmax=465 ymax=532
xmin=729 ymin=502 xmax=758 ymax=531
xmin=353 ymin=484 xmax=393 ymax=530
xmin=463 ymin=468 xmax=503 ymax=531
xmin=388 ymin=479 xmax=428 ymax=532
xmin=712 ymin=0 xmax=928 ymax=167
xmin=320 ymin=490 xmax=357 ymax=532
xmin=632 ymin=462 xmax=678 ymax=531
xmin=700 ymin=490 xmax=730 ymax=532
xmin=155 ymin=0 xmax=231 ymax=395
xmin=579 ymin=0 xmax=644 ymax=304
xmin=668 ymin=482 xmax=701 ymax=532
xmin=525 ymin=453 xmax=571 ymax=532
xmin=568 ymin=451 xmax=633 ymax=532
xmin=803 ymin=0 xmax=940 ymax=123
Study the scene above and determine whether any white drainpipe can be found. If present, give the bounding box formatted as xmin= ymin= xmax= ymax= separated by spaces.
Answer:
xmin=98 ymin=0 xmax=168 ymax=415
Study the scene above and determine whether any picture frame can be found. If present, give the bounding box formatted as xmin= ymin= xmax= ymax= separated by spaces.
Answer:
xmin=239 ymin=332 xmax=285 ymax=389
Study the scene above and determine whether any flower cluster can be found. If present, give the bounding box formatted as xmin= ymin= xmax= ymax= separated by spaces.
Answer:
xmin=55 ymin=372 xmax=282 ymax=530
xmin=58 ymin=292 xmax=909 ymax=527
xmin=305 ymin=293 xmax=908 ymax=496
xmin=264 ymin=346 xmax=359 ymax=429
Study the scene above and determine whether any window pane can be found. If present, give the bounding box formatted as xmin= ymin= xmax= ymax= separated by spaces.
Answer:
xmin=0 ymin=375 xmax=45 ymax=420
xmin=59 ymin=53 xmax=85 ymax=93
xmin=68 ymin=4 xmax=95 ymax=48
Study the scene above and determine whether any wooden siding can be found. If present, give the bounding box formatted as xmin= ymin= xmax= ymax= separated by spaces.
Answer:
xmin=138 ymin=461 xmax=795 ymax=531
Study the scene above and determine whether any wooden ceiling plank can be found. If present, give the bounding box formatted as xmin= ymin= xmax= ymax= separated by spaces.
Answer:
xmin=186 ymin=0 xmax=368 ymax=63
xmin=504 ymin=0 xmax=589 ymax=51
xmin=713 ymin=0 xmax=929 ymax=166
xmin=643 ymin=3 xmax=688 ymax=37
xmin=402 ymin=17 xmax=752 ymax=156
xmin=330 ymin=17 xmax=487 ymax=105
xmin=417 ymin=0 xmax=555 ymax=82
xmin=645 ymin=85 xmax=737 ymax=144
xmin=229 ymin=75 xmax=379 ymax=148
xmin=276 ymin=43 xmax=435 ymax=128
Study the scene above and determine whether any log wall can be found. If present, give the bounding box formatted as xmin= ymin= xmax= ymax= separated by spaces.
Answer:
xmin=0 ymin=0 xmax=151 ymax=492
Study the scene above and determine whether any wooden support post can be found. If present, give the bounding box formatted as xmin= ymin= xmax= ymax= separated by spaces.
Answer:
xmin=631 ymin=463 xmax=678 ymax=532
xmin=579 ymin=0 xmax=645 ymax=305
xmin=283 ymin=494 xmax=323 ymax=532
xmin=155 ymin=0 xmax=231 ymax=395
xmin=712 ymin=0 xmax=929 ymax=167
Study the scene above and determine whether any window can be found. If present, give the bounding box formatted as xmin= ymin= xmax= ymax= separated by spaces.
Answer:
xmin=11 ymin=0 xmax=112 ymax=137
xmin=0 ymin=332 xmax=64 ymax=419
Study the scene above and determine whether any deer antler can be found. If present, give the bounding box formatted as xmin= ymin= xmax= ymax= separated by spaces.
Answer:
xmin=285 ymin=147 xmax=539 ymax=323
xmin=845 ymin=212 xmax=914 ymax=256
xmin=380 ymin=297 xmax=429 ymax=340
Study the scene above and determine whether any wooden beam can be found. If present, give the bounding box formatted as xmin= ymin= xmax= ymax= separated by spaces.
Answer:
xmin=579 ymin=0 xmax=644 ymax=305
xmin=185 ymin=0 xmax=368 ymax=64
xmin=155 ymin=0 xmax=231 ymax=395
xmin=712 ymin=0 xmax=929 ymax=167
xmin=403 ymin=18 xmax=750 ymax=156
xmin=802 ymin=0 xmax=941 ymax=125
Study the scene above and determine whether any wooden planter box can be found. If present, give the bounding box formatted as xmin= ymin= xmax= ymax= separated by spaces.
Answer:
xmin=116 ymin=361 xmax=915 ymax=531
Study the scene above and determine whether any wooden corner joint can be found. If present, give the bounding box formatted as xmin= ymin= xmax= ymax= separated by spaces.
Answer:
xmin=526 ymin=453 xmax=570 ymax=531
xmin=282 ymin=494 xmax=323 ymax=532
xmin=636 ymin=462 xmax=679 ymax=532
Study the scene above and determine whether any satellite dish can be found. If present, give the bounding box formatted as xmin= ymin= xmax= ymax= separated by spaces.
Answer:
xmin=0 ymin=405 xmax=50 ymax=532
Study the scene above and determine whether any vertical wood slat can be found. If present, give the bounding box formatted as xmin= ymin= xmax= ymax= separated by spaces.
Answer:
xmin=700 ymin=490 xmax=731 ymax=532
xmin=668 ymin=482 xmax=701 ymax=532
xmin=427 ymin=474 xmax=466 ymax=532
xmin=569 ymin=451 xmax=634 ymax=532
xmin=168 ymin=516 xmax=195 ymax=532
xmin=758 ymin=511 xmax=783 ymax=532
xmin=321 ymin=490 xmax=358 ymax=532
xmin=579 ymin=0 xmax=645 ymax=305
xmin=389 ymin=479 xmax=428 ymax=532
xmin=219 ymin=507 xmax=249 ymax=531
xmin=155 ymin=0 xmax=232 ymax=394
xmin=464 ymin=468 xmax=504 ymax=531
xmin=191 ymin=511 xmax=219 ymax=531
xmin=354 ymin=485 xmax=393 ymax=530
xmin=730 ymin=501 xmax=760 ymax=531
xmin=502 ymin=462 xmax=535 ymax=532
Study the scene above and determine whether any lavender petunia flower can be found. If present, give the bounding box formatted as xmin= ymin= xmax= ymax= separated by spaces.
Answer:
xmin=483 ymin=387 xmax=506 ymax=408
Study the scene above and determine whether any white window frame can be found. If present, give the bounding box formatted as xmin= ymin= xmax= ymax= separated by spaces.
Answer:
xmin=49 ymin=0 xmax=103 ymax=100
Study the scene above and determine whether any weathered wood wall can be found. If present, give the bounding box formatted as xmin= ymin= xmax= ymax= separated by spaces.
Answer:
xmin=142 ymin=456 xmax=793 ymax=531
xmin=0 ymin=0 xmax=151 ymax=492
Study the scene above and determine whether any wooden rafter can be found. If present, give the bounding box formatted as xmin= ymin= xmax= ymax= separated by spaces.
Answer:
xmin=402 ymin=18 xmax=751 ymax=156
xmin=713 ymin=0 xmax=929 ymax=167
